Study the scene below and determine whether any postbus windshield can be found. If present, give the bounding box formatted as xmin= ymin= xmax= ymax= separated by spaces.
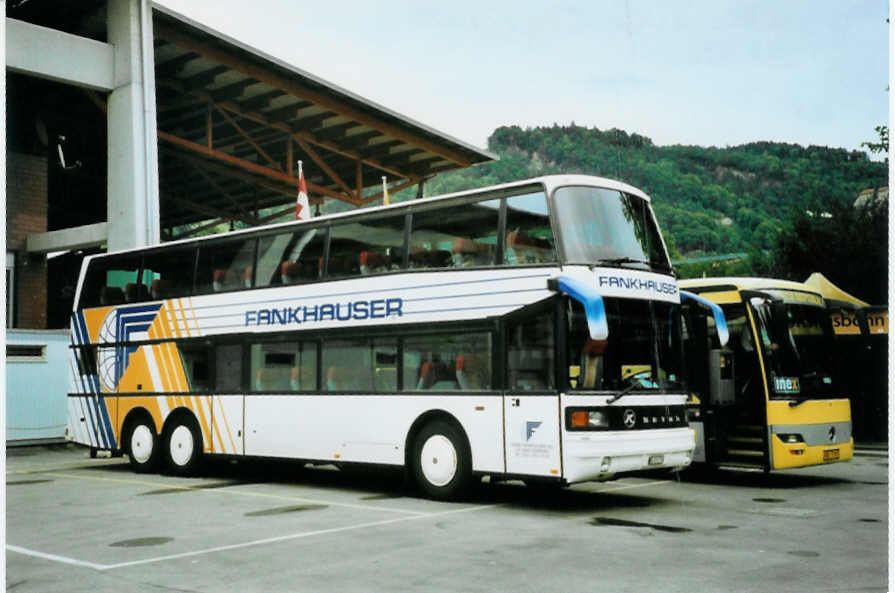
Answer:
xmin=748 ymin=299 xmax=839 ymax=399
xmin=568 ymin=298 xmax=683 ymax=392
xmin=552 ymin=186 xmax=670 ymax=271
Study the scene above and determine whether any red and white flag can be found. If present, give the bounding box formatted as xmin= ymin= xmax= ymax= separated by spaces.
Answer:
xmin=295 ymin=162 xmax=311 ymax=220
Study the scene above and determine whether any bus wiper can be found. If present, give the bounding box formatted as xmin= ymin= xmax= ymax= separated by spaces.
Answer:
xmin=594 ymin=257 xmax=671 ymax=271
xmin=607 ymin=379 xmax=639 ymax=404
xmin=595 ymin=257 xmax=650 ymax=267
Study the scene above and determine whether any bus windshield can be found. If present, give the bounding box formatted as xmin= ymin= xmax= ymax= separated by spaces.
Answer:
xmin=749 ymin=299 xmax=839 ymax=399
xmin=568 ymin=298 xmax=683 ymax=392
xmin=552 ymin=186 xmax=669 ymax=271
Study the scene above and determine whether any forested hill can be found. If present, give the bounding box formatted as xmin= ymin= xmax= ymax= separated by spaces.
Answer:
xmin=421 ymin=125 xmax=886 ymax=258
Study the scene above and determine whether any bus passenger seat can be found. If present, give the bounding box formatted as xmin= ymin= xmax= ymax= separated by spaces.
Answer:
xmin=581 ymin=339 xmax=607 ymax=389
xmin=359 ymin=251 xmax=391 ymax=275
xmin=100 ymin=286 xmax=124 ymax=306
xmin=452 ymin=238 xmax=486 ymax=267
xmin=255 ymin=368 xmax=269 ymax=391
xmin=150 ymin=279 xmax=171 ymax=300
xmin=432 ymin=250 xmax=452 ymax=268
xmin=281 ymin=261 xmax=302 ymax=284
xmin=376 ymin=367 xmax=397 ymax=391
xmin=456 ymin=355 xmax=485 ymax=390
xmin=417 ymin=360 xmax=455 ymax=390
xmin=212 ymin=269 xmax=227 ymax=292
xmin=326 ymin=366 xmax=345 ymax=391
xmin=408 ymin=247 xmax=428 ymax=269
xmin=124 ymin=283 xmax=149 ymax=303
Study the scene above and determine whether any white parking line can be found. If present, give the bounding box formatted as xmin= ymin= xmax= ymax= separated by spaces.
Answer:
xmin=7 ymin=474 xmax=673 ymax=572
xmin=43 ymin=471 xmax=429 ymax=516
xmin=7 ymin=503 xmax=496 ymax=572
xmin=6 ymin=545 xmax=108 ymax=571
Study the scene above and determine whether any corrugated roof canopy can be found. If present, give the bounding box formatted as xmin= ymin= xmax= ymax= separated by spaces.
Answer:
xmin=152 ymin=6 xmax=494 ymax=236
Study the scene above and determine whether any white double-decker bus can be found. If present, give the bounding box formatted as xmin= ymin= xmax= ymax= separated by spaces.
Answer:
xmin=68 ymin=175 xmax=694 ymax=499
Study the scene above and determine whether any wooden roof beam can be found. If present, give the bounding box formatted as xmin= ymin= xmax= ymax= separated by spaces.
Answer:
xmin=181 ymin=65 xmax=229 ymax=91
xmin=157 ymin=133 xmax=353 ymax=204
xmin=154 ymin=22 xmax=475 ymax=167
xmin=315 ymin=121 xmax=357 ymax=142
xmin=339 ymin=130 xmax=379 ymax=151
xmin=160 ymin=148 xmax=300 ymax=200
xmin=265 ymin=100 xmax=313 ymax=121
xmin=238 ymin=89 xmax=284 ymax=111
xmin=359 ymin=139 xmax=403 ymax=160
xmin=289 ymin=111 xmax=332 ymax=131
xmin=210 ymin=78 xmax=259 ymax=102
xmin=212 ymin=96 xmax=416 ymax=180
xmin=156 ymin=51 xmax=200 ymax=77
xmin=214 ymin=104 xmax=284 ymax=172
xmin=292 ymin=136 xmax=354 ymax=199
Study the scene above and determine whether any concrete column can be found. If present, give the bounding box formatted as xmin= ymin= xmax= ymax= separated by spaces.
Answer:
xmin=107 ymin=0 xmax=159 ymax=251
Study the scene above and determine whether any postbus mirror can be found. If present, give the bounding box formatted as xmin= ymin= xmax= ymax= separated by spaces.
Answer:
xmin=549 ymin=276 xmax=609 ymax=341
xmin=680 ymin=291 xmax=729 ymax=347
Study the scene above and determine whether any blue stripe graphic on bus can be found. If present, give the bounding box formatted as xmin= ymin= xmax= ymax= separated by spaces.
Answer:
xmin=555 ymin=276 xmax=609 ymax=341
xmin=680 ymin=291 xmax=730 ymax=347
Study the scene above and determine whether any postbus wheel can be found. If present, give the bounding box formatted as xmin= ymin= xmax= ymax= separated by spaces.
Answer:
xmin=125 ymin=414 xmax=159 ymax=473
xmin=163 ymin=415 xmax=203 ymax=477
xmin=411 ymin=419 xmax=471 ymax=501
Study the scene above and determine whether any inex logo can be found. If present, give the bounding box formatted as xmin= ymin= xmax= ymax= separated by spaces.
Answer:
xmin=622 ymin=409 xmax=637 ymax=429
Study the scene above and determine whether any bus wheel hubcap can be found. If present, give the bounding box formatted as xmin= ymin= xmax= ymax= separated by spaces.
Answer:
xmin=420 ymin=435 xmax=457 ymax=487
xmin=131 ymin=425 xmax=153 ymax=464
xmin=169 ymin=425 xmax=194 ymax=467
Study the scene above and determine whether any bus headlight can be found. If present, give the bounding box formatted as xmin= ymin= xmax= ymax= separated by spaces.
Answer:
xmin=777 ymin=433 xmax=804 ymax=444
xmin=570 ymin=410 xmax=610 ymax=429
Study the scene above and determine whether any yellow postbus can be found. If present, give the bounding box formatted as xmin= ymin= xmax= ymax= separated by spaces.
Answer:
xmin=679 ymin=277 xmax=853 ymax=471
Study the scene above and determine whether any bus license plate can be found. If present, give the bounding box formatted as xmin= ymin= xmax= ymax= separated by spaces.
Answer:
xmin=823 ymin=449 xmax=840 ymax=462
xmin=648 ymin=454 xmax=664 ymax=466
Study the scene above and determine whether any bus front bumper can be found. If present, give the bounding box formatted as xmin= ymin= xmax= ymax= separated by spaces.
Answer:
xmin=562 ymin=427 xmax=695 ymax=484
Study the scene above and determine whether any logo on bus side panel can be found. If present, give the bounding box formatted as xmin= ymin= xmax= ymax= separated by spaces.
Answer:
xmin=245 ymin=297 xmax=403 ymax=327
xmin=526 ymin=421 xmax=542 ymax=441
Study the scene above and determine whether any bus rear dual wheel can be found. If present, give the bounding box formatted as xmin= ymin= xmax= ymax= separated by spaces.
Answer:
xmin=410 ymin=420 xmax=471 ymax=501
xmin=126 ymin=414 xmax=202 ymax=476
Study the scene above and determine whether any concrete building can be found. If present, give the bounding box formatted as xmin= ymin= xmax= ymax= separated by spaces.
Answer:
xmin=5 ymin=0 xmax=494 ymax=442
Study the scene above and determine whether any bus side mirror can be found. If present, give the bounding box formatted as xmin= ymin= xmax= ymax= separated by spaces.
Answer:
xmin=680 ymin=291 xmax=729 ymax=347
xmin=550 ymin=276 xmax=609 ymax=341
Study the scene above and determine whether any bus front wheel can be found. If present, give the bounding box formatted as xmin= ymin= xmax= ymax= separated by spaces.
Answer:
xmin=126 ymin=416 xmax=159 ymax=473
xmin=411 ymin=420 xmax=471 ymax=501
xmin=163 ymin=416 xmax=203 ymax=476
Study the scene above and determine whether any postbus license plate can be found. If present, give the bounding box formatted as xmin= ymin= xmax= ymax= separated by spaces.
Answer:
xmin=823 ymin=448 xmax=840 ymax=462
xmin=648 ymin=454 xmax=664 ymax=466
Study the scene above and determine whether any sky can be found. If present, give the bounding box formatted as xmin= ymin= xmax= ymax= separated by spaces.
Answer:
xmin=154 ymin=0 xmax=889 ymax=156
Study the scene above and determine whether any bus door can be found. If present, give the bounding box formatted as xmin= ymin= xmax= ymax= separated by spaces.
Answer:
xmin=502 ymin=305 xmax=562 ymax=478
xmin=681 ymin=292 xmax=733 ymax=464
